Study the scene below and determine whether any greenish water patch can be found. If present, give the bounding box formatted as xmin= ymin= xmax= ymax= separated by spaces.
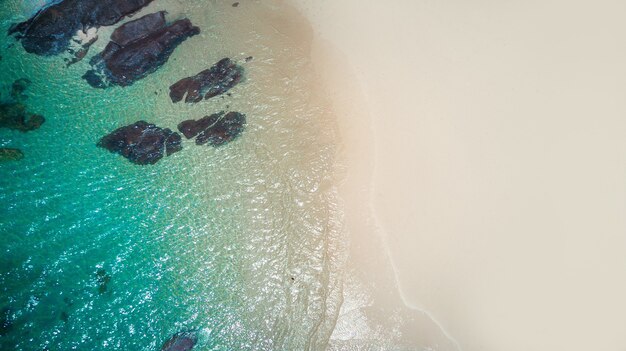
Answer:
xmin=0 ymin=1 xmax=343 ymax=350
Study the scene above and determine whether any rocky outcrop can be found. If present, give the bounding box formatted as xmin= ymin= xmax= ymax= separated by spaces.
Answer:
xmin=0 ymin=148 xmax=24 ymax=162
xmin=177 ymin=111 xmax=246 ymax=147
xmin=161 ymin=332 xmax=197 ymax=351
xmin=98 ymin=121 xmax=182 ymax=165
xmin=169 ymin=58 xmax=244 ymax=103
xmin=83 ymin=13 xmax=200 ymax=88
xmin=8 ymin=0 xmax=154 ymax=56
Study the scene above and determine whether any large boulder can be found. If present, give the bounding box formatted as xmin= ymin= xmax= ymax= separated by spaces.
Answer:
xmin=161 ymin=332 xmax=197 ymax=351
xmin=177 ymin=111 xmax=246 ymax=147
xmin=8 ymin=0 xmax=154 ymax=56
xmin=98 ymin=121 xmax=182 ymax=165
xmin=83 ymin=14 xmax=200 ymax=88
xmin=0 ymin=148 xmax=24 ymax=162
xmin=169 ymin=58 xmax=244 ymax=103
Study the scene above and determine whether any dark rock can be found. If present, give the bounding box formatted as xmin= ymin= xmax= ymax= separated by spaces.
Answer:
xmin=98 ymin=121 xmax=183 ymax=165
xmin=0 ymin=148 xmax=24 ymax=162
xmin=0 ymin=102 xmax=45 ymax=132
xmin=232 ymin=2 xmax=240 ymax=7
xmin=60 ymin=311 xmax=69 ymax=322
xmin=161 ymin=332 xmax=197 ymax=351
xmin=178 ymin=111 xmax=246 ymax=147
xmin=177 ymin=112 xmax=222 ymax=139
xmin=169 ymin=58 xmax=243 ymax=103
xmin=82 ymin=70 xmax=107 ymax=89
xmin=245 ymin=56 xmax=253 ymax=62
xmin=110 ymin=11 xmax=166 ymax=47
xmin=84 ymin=15 xmax=200 ymax=88
xmin=9 ymin=0 xmax=154 ymax=56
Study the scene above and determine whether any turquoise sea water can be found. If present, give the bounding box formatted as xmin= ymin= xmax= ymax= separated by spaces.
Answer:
xmin=0 ymin=1 xmax=343 ymax=350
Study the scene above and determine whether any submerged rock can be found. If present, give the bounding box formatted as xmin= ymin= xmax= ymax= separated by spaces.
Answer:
xmin=10 ymin=78 xmax=31 ymax=100
xmin=0 ymin=148 xmax=24 ymax=162
xmin=1 ymin=79 xmax=44 ymax=132
xmin=95 ymin=268 xmax=111 ymax=294
xmin=0 ymin=307 xmax=13 ymax=335
xmin=98 ymin=121 xmax=182 ymax=165
xmin=169 ymin=58 xmax=244 ymax=103
xmin=161 ymin=332 xmax=197 ymax=351
xmin=8 ymin=0 xmax=154 ymax=56
xmin=0 ymin=102 xmax=45 ymax=132
xmin=178 ymin=111 xmax=246 ymax=147
xmin=84 ymin=13 xmax=200 ymax=88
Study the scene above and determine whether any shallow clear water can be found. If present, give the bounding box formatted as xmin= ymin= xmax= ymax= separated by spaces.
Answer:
xmin=0 ymin=1 xmax=343 ymax=350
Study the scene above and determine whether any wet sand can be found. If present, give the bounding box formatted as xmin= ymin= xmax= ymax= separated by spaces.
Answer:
xmin=288 ymin=0 xmax=626 ymax=350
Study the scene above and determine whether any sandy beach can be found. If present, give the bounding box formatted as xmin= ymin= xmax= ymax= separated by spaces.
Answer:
xmin=288 ymin=0 xmax=626 ymax=350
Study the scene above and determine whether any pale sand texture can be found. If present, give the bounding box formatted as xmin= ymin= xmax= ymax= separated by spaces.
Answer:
xmin=288 ymin=1 xmax=626 ymax=350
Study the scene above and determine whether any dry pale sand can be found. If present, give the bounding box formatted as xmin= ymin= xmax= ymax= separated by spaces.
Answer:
xmin=288 ymin=0 xmax=626 ymax=350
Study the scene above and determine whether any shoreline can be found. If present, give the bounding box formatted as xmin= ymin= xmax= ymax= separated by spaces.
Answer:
xmin=283 ymin=1 xmax=460 ymax=349
xmin=287 ymin=1 xmax=626 ymax=351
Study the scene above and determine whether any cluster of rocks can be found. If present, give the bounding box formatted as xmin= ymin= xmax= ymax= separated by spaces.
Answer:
xmin=99 ymin=111 xmax=246 ymax=164
xmin=84 ymin=12 xmax=200 ymax=88
xmin=10 ymin=0 xmax=199 ymax=88
xmin=8 ymin=1 xmax=248 ymax=166
xmin=9 ymin=0 xmax=154 ymax=57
